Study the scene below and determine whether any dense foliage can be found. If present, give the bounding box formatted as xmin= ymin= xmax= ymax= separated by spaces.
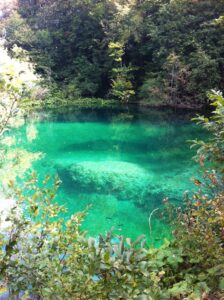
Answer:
xmin=1 ymin=0 xmax=224 ymax=106
xmin=0 ymin=45 xmax=224 ymax=299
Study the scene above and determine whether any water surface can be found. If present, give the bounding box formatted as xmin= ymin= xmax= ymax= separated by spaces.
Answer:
xmin=15 ymin=106 xmax=205 ymax=246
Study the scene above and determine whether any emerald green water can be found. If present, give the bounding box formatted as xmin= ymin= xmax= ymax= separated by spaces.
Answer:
xmin=15 ymin=107 xmax=205 ymax=246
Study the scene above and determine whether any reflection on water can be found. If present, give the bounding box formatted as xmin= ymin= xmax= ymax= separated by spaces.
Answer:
xmin=15 ymin=106 xmax=206 ymax=246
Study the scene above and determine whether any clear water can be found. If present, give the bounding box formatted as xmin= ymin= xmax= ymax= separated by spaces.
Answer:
xmin=14 ymin=107 xmax=205 ymax=246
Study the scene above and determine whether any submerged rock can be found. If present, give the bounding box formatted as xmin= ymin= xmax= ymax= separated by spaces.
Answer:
xmin=57 ymin=161 xmax=154 ymax=203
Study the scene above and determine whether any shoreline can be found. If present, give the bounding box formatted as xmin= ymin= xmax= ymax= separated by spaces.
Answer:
xmin=21 ymin=97 xmax=207 ymax=113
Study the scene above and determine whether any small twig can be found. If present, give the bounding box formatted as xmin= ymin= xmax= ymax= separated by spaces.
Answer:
xmin=0 ymin=96 xmax=17 ymax=137
xmin=149 ymin=208 xmax=159 ymax=239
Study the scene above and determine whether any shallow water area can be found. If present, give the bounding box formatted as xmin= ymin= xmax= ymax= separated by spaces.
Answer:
xmin=14 ymin=106 xmax=205 ymax=246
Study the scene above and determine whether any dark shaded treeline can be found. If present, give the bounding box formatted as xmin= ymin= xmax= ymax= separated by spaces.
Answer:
xmin=2 ymin=0 xmax=224 ymax=106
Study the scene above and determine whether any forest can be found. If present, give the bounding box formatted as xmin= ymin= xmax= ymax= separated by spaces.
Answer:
xmin=1 ymin=0 xmax=224 ymax=107
xmin=0 ymin=0 xmax=224 ymax=299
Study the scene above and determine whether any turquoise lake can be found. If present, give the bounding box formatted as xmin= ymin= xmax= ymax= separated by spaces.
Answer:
xmin=14 ymin=106 xmax=205 ymax=246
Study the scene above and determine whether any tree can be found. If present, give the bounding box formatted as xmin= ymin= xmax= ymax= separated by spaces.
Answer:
xmin=109 ymin=41 xmax=135 ymax=102
xmin=0 ymin=45 xmax=42 ymax=184
xmin=2 ymin=0 xmax=224 ymax=106
xmin=132 ymin=0 xmax=224 ymax=106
